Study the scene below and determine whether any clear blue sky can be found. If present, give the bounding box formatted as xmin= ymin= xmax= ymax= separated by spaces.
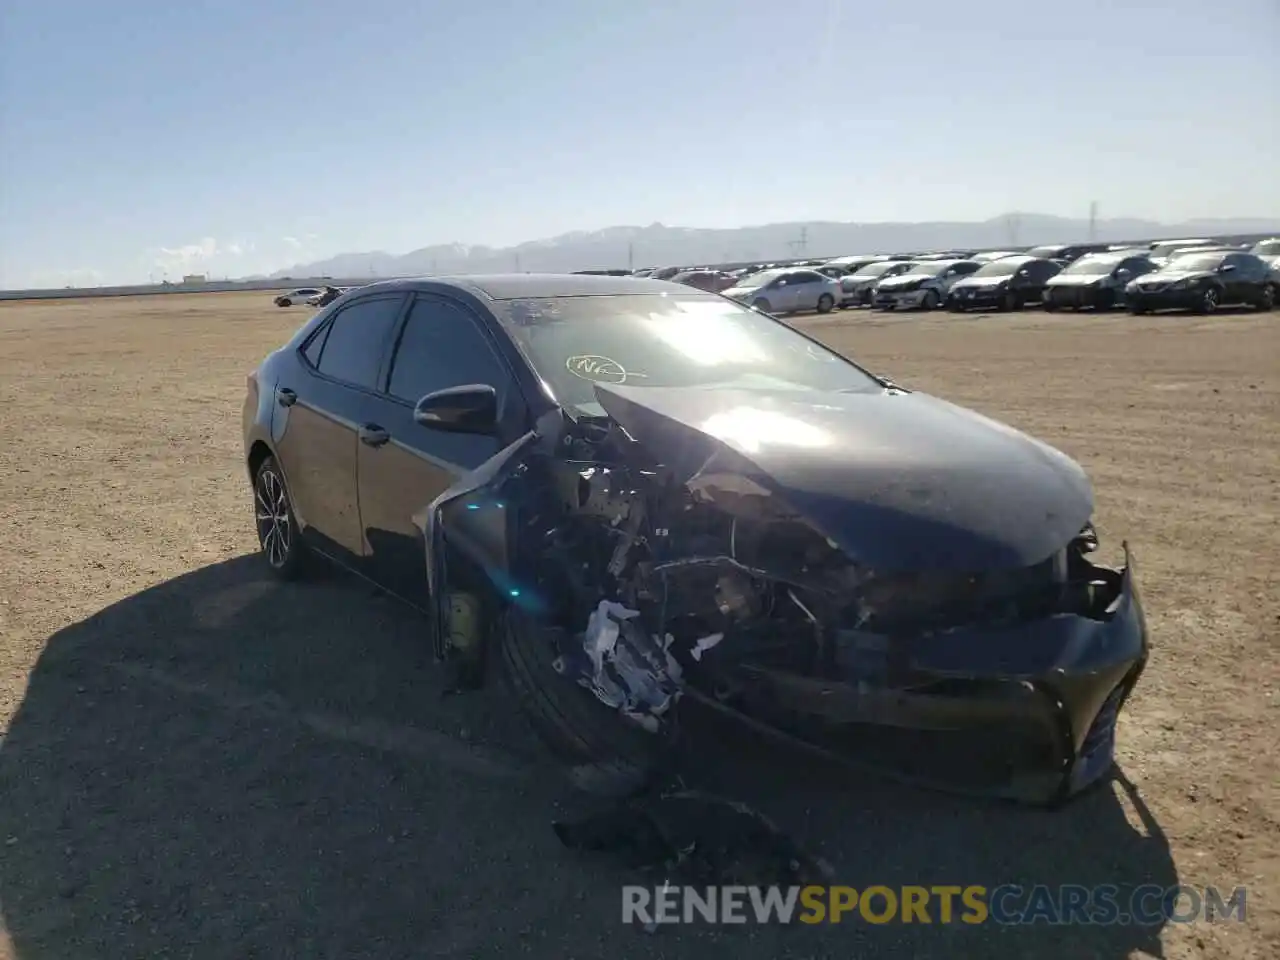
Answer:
xmin=1 ymin=0 xmax=1276 ymax=287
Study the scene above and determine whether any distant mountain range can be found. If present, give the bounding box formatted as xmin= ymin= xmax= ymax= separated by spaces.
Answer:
xmin=257 ymin=214 xmax=1280 ymax=280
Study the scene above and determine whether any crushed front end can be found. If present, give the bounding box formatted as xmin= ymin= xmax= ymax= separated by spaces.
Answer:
xmin=427 ymin=394 xmax=1148 ymax=805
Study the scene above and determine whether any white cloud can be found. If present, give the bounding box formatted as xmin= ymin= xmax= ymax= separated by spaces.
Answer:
xmin=28 ymin=267 xmax=104 ymax=289
xmin=143 ymin=236 xmax=259 ymax=279
xmin=282 ymin=236 xmax=302 ymax=249
xmin=150 ymin=236 xmax=221 ymax=274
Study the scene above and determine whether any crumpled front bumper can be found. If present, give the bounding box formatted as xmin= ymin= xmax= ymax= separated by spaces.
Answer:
xmin=875 ymin=289 xmax=928 ymax=309
xmin=952 ymin=286 xmax=1007 ymax=308
xmin=710 ymin=545 xmax=1149 ymax=805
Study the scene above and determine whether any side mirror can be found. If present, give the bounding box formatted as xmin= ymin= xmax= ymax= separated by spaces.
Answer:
xmin=413 ymin=384 xmax=498 ymax=435
xmin=1219 ymin=263 xmax=1236 ymax=273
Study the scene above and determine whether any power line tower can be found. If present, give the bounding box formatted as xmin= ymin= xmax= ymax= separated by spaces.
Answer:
xmin=788 ymin=226 xmax=809 ymax=258
xmin=1005 ymin=214 xmax=1022 ymax=248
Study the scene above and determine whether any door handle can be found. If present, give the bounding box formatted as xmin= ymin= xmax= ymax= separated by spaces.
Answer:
xmin=277 ymin=387 xmax=298 ymax=407
xmin=358 ymin=423 xmax=391 ymax=447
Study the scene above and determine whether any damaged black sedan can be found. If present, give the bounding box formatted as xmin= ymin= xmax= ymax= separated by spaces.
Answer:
xmin=242 ymin=274 xmax=1148 ymax=805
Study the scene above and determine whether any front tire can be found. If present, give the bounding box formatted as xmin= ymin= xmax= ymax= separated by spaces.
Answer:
xmin=752 ymin=298 xmax=772 ymax=313
xmin=816 ymin=293 xmax=835 ymax=314
xmin=496 ymin=607 xmax=666 ymax=797
xmin=253 ymin=456 xmax=308 ymax=579
xmin=277 ymin=298 xmax=292 ymax=307
xmin=1002 ymin=290 xmax=1020 ymax=312
xmin=921 ymin=289 xmax=940 ymax=310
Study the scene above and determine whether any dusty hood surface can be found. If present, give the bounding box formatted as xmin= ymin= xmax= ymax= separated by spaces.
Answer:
xmin=952 ymin=276 xmax=1010 ymax=290
xmin=593 ymin=382 xmax=1093 ymax=572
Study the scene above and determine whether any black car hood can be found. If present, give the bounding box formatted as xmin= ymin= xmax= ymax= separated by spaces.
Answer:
xmin=592 ymin=383 xmax=1093 ymax=572
xmin=1135 ymin=270 xmax=1212 ymax=285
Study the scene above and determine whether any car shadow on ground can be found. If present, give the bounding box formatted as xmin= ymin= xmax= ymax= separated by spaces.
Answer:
xmin=1 ymin=556 xmax=1177 ymax=959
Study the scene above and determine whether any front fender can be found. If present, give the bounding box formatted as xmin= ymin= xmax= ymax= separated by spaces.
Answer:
xmin=422 ymin=410 xmax=564 ymax=659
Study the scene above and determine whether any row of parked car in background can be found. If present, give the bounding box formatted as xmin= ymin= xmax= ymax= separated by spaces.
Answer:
xmin=634 ymin=237 xmax=1280 ymax=316
xmin=273 ymin=237 xmax=1280 ymax=317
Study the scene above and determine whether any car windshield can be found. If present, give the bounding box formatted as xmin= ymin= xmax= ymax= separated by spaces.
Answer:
xmin=1161 ymin=253 xmax=1225 ymax=272
xmin=1151 ymin=241 xmax=1206 ymax=255
xmin=1061 ymin=256 xmax=1121 ymax=275
xmin=905 ymin=262 xmax=945 ymax=276
xmin=499 ymin=294 xmax=884 ymax=414
xmin=733 ymin=269 xmax=785 ymax=288
xmin=972 ymin=259 xmax=1027 ymax=277
xmin=851 ymin=262 xmax=900 ymax=278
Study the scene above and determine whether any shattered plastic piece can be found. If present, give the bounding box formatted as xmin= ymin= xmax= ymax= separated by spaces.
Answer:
xmin=578 ymin=601 xmax=682 ymax=725
xmin=690 ymin=633 xmax=725 ymax=662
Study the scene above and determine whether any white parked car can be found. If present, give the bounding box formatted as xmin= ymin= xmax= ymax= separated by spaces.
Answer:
xmin=721 ymin=268 xmax=842 ymax=314
xmin=872 ymin=259 xmax=982 ymax=310
xmin=273 ymin=288 xmax=322 ymax=307
xmin=839 ymin=260 xmax=915 ymax=307
xmin=305 ymin=286 xmax=354 ymax=306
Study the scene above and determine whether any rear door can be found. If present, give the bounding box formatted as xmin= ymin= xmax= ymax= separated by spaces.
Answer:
xmin=796 ymin=270 xmax=831 ymax=309
xmin=272 ymin=293 xmax=408 ymax=561
xmin=1225 ymin=253 xmax=1267 ymax=303
xmin=356 ymin=294 xmax=528 ymax=604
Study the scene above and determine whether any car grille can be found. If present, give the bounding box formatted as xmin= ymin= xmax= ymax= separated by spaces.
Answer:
xmin=842 ymin=551 xmax=1065 ymax=634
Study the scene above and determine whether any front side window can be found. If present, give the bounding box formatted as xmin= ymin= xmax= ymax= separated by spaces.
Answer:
xmin=386 ymin=296 xmax=511 ymax=404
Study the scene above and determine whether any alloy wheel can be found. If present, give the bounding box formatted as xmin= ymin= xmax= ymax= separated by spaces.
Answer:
xmin=255 ymin=467 xmax=292 ymax=568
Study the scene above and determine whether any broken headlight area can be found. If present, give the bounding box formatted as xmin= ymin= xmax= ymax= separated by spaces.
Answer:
xmin=440 ymin=408 xmax=1146 ymax=804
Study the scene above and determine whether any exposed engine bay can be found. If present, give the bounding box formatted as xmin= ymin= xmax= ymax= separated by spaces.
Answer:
xmin=428 ymin=388 xmax=1149 ymax=806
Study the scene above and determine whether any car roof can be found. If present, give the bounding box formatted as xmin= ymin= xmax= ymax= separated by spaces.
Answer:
xmin=351 ymin=273 xmax=694 ymax=301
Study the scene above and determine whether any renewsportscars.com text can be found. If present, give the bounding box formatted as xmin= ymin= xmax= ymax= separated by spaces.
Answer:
xmin=622 ymin=883 xmax=1247 ymax=926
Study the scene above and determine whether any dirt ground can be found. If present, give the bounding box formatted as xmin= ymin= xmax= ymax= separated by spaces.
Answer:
xmin=0 ymin=290 xmax=1276 ymax=959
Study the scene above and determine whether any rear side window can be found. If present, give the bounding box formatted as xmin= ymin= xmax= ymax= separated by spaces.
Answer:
xmin=314 ymin=295 xmax=405 ymax=389
xmin=302 ymin=323 xmax=330 ymax=367
xmin=387 ymin=296 xmax=511 ymax=404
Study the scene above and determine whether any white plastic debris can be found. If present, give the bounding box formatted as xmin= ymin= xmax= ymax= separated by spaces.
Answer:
xmin=579 ymin=600 xmax=683 ymax=724
xmin=582 ymin=600 xmax=641 ymax=709
xmin=690 ymin=632 xmax=725 ymax=662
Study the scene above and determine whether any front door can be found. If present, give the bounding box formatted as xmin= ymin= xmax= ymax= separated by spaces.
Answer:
xmin=356 ymin=294 xmax=527 ymax=605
